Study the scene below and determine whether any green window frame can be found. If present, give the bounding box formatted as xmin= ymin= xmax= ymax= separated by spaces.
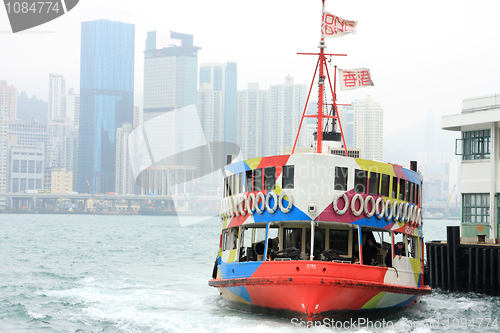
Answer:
xmin=463 ymin=193 xmax=490 ymax=223
xmin=456 ymin=130 xmax=490 ymax=160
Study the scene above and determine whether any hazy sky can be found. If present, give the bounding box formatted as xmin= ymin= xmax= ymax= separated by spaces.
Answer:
xmin=1 ymin=0 xmax=500 ymax=136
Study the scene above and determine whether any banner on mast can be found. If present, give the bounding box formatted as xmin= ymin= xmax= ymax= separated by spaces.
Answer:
xmin=338 ymin=68 xmax=374 ymax=91
xmin=321 ymin=12 xmax=357 ymax=38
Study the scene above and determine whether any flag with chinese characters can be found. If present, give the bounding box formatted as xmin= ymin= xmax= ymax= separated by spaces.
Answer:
xmin=338 ymin=68 xmax=374 ymax=91
xmin=321 ymin=12 xmax=357 ymax=38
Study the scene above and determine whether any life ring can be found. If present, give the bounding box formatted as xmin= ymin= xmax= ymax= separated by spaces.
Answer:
xmin=385 ymin=200 xmax=393 ymax=221
xmin=239 ymin=194 xmax=247 ymax=216
xmin=375 ymin=197 xmax=385 ymax=219
xmin=392 ymin=201 xmax=399 ymax=221
xmin=255 ymin=192 xmax=266 ymax=214
xmin=351 ymin=193 xmax=364 ymax=216
xmin=416 ymin=208 xmax=422 ymax=225
xmin=333 ymin=193 xmax=349 ymax=215
xmin=246 ymin=193 xmax=256 ymax=215
xmin=279 ymin=191 xmax=293 ymax=213
xmin=364 ymin=195 xmax=376 ymax=218
xmin=402 ymin=202 xmax=409 ymax=222
xmin=266 ymin=191 xmax=278 ymax=214
xmin=407 ymin=204 xmax=414 ymax=224
xmin=231 ymin=195 xmax=240 ymax=216
xmin=398 ymin=202 xmax=405 ymax=222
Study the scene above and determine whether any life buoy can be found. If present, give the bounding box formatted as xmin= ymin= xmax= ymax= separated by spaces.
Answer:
xmin=239 ymin=194 xmax=247 ymax=216
xmin=385 ymin=200 xmax=393 ymax=221
xmin=416 ymin=208 xmax=422 ymax=225
xmin=351 ymin=193 xmax=364 ymax=216
xmin=392 ymin=201 xmax=399 ymax=221
xmin=364 ymin=195 xmax=376 ymax=218
xmin=233 ymin=196 xmax=240 ymax=216
xmin=266 ymin=192 xmax=278 ymax=214
xmin=399 ymin=202 xmax=406 ymax=222
xmin=375 ymin=197 xmax=385 ymax=219
xmin=333 ymin=193 xmax=349 ymax=215
xmin=279 ymin=191 xmax=293 ymax=213
xmin=408 ymin=204 xmax=414 ymax=224
xmin=402 ymin=203 xmax=409 ymax=222
xmin=255 ymin=192 xmax=266 ymax=214
xmin=246 ymin=193 xmax=256 ymax=215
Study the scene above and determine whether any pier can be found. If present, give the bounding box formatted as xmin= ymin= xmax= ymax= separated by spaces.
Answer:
xmin=426 ymin=226 xmax=500 ymax=295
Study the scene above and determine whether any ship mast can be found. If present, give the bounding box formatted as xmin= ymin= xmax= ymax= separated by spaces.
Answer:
xmin=292 ymin=0 xmax=349 ymax=156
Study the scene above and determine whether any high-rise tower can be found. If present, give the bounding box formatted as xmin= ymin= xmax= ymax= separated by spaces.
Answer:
xmin=48 ymin=74 xmax=66 ymax=121
xmin=143 ymin=31 xmax=201 ymax=122
xmin=78 ymin=20 xmax=135 ymax=193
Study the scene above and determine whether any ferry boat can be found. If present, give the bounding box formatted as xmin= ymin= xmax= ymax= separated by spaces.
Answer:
xmin=208 ymin=1 xmax=431 ymax=321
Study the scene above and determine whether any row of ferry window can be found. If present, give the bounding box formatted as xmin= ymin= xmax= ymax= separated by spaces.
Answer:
xmin=335 ymin=167 xmax=420 ymax=204
xmin=223 ymin=165 xmax=420 ymax=204
xmin=224 ymin=166 xmax=294 ymax=197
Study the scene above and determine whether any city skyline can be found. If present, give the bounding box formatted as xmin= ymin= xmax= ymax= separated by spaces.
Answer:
xmin=1 ymin=0 xmax=499 ymax=137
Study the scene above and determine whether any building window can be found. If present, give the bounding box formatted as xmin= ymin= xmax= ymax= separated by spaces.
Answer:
xmin=245 ymin=170 xmax=253 ymax=192
xmin=354 ymin=169 xmax=367 ymax=193
xmin=456 ymin=130 xmax=490 ymax=160
xmin=282 ymin=165 xmax=294 ymax=189
xmin=463 ymin=193 xmax=489 ymax=223
xmin=264 ymin=167 xmax=276 ymax=190
xmin=334 ymin=167 xmax=348 ymax=191
xmin=368 ymin=172 xmax=380 ymax=195
xmin=392 ymin=177 xmax=398 ymax=199
xmin=381 ymin=174 xmax=390 ymax=197
xmin=253 ymin=168 xmax=262 ymax=192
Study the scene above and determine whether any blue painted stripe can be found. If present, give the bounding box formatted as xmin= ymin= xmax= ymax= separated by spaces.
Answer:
xmin=401 ymin=168 xmax=422 ymax=184
xmin=218 ymin=261 xmax=263 ymax=279
xmin=226 ymin=286 xmax=252 ymax=303
xmin=224 ymin=161 xmax=250 ymax=174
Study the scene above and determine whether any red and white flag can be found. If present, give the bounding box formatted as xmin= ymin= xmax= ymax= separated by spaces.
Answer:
xmin=321 ymin=12 xmax=357 ymax=38
xmin=338 ymin=68 xmax=374 ymax=91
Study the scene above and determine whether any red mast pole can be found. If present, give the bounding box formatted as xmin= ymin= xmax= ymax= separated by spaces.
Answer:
xmin=316 ymin=0 xmax=326 ymax=154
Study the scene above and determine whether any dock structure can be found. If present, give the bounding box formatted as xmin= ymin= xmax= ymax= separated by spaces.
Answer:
xmin=426 ymin=226 xmax=500 ymax=295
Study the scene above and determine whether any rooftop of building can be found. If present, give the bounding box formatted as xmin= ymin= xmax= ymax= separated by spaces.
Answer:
xmin=442 ymin=93 xmax=500 ymax=131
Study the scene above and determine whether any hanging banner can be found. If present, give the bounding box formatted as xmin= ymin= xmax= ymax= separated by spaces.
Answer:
xmin=338 ymin=68 xmax=374 ymax=91
xmin=321 ymin=12 xmax=357 ymax=38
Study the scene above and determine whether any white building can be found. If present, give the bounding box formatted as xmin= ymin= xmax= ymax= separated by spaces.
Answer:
xmin=264 ymin=76 xmax=308 ymax=157
xmin=7 ymin=142 xmax=44 ymax=193
xmin=8 ymin=118 xmax=47 ymax=147
xmin=0 ymin=80 xmax=17 ymax=120
xmin=61 ymin=88 xmax=80 ymax=129
xmin=48 ymin=74 xmax=66 ymax=121
xmin=352 ymin=97 xmax=383 ymax=161
xmin=237 ymin=83 xmax=266 ymax=159
xmin=0 ymin=106 xmax=7 ymax=194
xmin=115 ymin=122 xmax=136 ymax=194
xmin=442 ymin=93 xmax=500 ymax=243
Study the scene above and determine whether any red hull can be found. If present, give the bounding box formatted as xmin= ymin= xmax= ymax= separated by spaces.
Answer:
xmin=209 ymin=261 xmax=431 ymax=321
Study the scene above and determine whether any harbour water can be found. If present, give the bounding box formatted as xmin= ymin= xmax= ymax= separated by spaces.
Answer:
xmin=1 ymin=214 xmax=499 ymax=332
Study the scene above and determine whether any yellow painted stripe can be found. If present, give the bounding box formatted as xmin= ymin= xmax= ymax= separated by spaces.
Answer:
xmin=354 ymin=158 xmax=396 ymax=177
xmin=245 ymin=157 xmax=262 ymax=170
xmin=361 ymin=292 xmax=386 ymax=309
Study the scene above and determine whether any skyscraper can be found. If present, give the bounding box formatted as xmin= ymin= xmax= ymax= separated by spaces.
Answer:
xmin=0 ymin=106 xmax=7 ymax=193
xmin=48 ymin=74 xmax=66 ymax=121
xmin=78 ymin=20 xmax=135 ymax=193
xmin=264 ymin=76 xmax=307 ymax=157
xmin=199 ymin=62 xmax=237 ymax=145
xmin=237 ymin=83 xmax=267 ymax=159
xmin=0 ymin=80 xmax=17 ymax=120
xmin=352 ymin=97 xmax=383 ymax=160
xmin=61 ymin=88 xmax=80 ymax=129
xmin=115 ymin=122 xmax=135 ymax=195
xmin=143 ymin=31 xmax=201 ymax=122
